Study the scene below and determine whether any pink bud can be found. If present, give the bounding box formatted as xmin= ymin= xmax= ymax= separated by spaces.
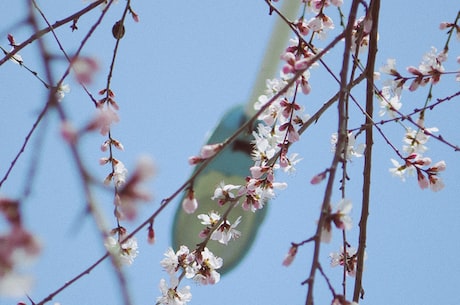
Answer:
xmin=430 ymin=160 xmax=446 ymax=172
xmin=182 ymin=190 xmax=198 ymax=214
xmin=188 ymin=156 xmax=203 ymax=165
xmin=310 ymin=171 xmax=327 ymax=184
xmin=61 ymin=121 xmax=78 ymax=144
xmin=147 ymin=226 xmax=155 ymax=244
xmin=282 ymin=245 xmax=298 ymax=266
xmin=417 ymin=170 xmax=429 ymax=190
xmin=200 ymin=143 xmax=222 ymax=159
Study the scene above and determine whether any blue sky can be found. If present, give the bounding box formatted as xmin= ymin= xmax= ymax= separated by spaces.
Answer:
xmin=1 ymin=1 xmax=459 ymax=305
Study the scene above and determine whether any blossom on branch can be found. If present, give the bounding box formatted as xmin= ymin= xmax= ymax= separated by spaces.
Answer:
xmin=211 ymin=182 xmax=241 ymax=206
xmin=114 ymin=156 xmax=155 ymax=220
xmin=157 ymin=277 xmax=192 ymax=305
xmin=104 ymin=236 xmax=139 ymax=266
xmin=182 ymin=189 xmax=198 ymax=214
xmin=321 ymin=199 xmax=353 ymax=243
xmin=198 ymin=211 xmax=242 ymax=245
xmin=193 ymin=247 xmax=223 ymax=285
xmin=329 ymin=245 xmax=366 ymax=277
xmin=331 ymin=132 xmax=365 ymax=160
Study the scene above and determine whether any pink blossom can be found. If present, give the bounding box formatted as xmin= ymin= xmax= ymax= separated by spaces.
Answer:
xmin=60 ymin=121 xmax=78 ymax=144
xmin=71 ymin=56 xmax=98 ymax=84
xmin=295 ymin=18 xmax=310 ymax=36
xmin=200 ymin=143 xmax=222 ymax=159
xmin=310 ymin=171 xmax=327 ymax=184
xmin=429 ymin=160 xmax=446 ymax=172
xmin=417 ymin=170 xmax=429 ymax=190
xmin=188 ymin=156 xmax=203 ymax=165
xmin=182 ymin=190 xmax=198 ymax=214
xmin=429 ymin=175 xmax=445 ymax=192
xmin=86 ymin=107 xmax=120 ymax=136
xmin=115 ymin=156 xmax=155 ymax=220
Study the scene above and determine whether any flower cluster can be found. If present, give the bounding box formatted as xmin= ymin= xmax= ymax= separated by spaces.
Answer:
xmin=157 ymin=246 xmax=223 ymax=304
xmin=302 ymin=0 xmax=342 ymax=39
xmin=379 ymin=56 xmax=448 ymax=191
xmin=406 ymin=47 xmax=446 ymax=91
xmin=282 ymin=37 xmax=318 ymax=94
xmin=0 ymin=197 xmax=41 ymax=297
xmin=390 ymin=154 xmax=446 ymax=192
xmin=380 ymin=47 xmax=448 ymax=93
xmin=198 ymin=211 xmax=242 ymax=245
xmin=350 ymin=16 xmax=373 ymax=54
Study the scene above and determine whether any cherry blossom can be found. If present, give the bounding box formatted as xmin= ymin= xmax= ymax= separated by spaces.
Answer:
xmin=295 ymin=18 xmax=310 ymax=36
xmin=114 ymin=156 xmax=155 ymax=220
xmin=212 ymin=217 xmax=242 ymax=245
xmin=71 ymin=56 xmax=98 ymax=84
xmin=252 ymin=123 xmax=284 ymax=161
xmin=350 ymin=16 xmax=372 ymax=53
xmin=380 ymin=58 xmax=400 ymax=76
xmin=199 ymin=214 xmax=242 ymax=245
xmin=389 ymin=158 xmax=411 ymax=181
xmin=378 ymin=86 xmax=402 ymax=118
xmin=160 ymin=246 xmax=195 ymax=276
xmin=55 ymin=84 xmax=70 ymax=102
xmin=321 ymin=199 xmax=353 ymax=243
xmin=107 ymin=159 xmax=127 ymax=187
xmin=157 ymin=277 xmax=192 ymax=305
xmin=389 ymin=153 xmax=446 ymax=192
xmin=403 ymin=123 xmax=438 ymax=155
xmin=332 ymin=198 xmax=353 ymax=230
xmin=331 ymin=132 xmax=365 ymax=160
xmin=193 ymin=247 xmax=223 ymax=285
xmin=280 ymin=152 xmax=302 ymax=173
xmin=90 ymin=106 xmax=120 ymax=136
xmin=211 ymin=182 xmax=241 ymax=206
xmin=406 ymin=47 xmax=446 ymax=91
xmin=329 ymin=245 xmax=366 ymax=277
xmin=104 ymin=236 xmax=139 ymax=266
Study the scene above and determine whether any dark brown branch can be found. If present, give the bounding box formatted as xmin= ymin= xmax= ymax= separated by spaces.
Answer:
xmin=353 ymin=0 xmax=380 ymax=301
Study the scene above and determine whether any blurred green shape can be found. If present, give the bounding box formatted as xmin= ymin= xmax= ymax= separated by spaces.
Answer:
xmin=172 ymin=1 xmax=300 ymax=274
